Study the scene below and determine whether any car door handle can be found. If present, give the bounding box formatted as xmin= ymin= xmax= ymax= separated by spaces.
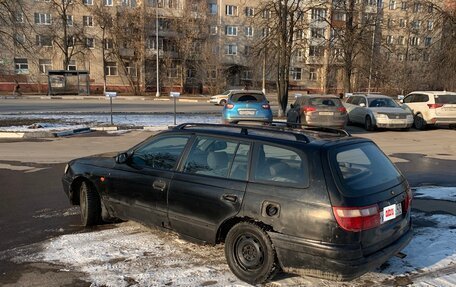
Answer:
xmin=222 ymin=194 xmax=238 ymax=203
xmin=152 ymin=180 xmax=166 ymax=191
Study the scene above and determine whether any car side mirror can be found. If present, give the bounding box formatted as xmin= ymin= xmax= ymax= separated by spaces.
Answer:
xmin=400 ymin=99 xmax=404 ymax=104
xmin=290 ymin=104 xmax=294 ymax=109
xmin=115 ymin=152 xmax=129 ymax=164
xmin=359 ymin=102 xmax=366 ymax=107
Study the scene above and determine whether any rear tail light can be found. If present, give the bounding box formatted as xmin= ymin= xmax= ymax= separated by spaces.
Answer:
xmin=226 ymin=104 xmax=234 ymax=109
xmin=403 ymin=186 xmax=412 ymax=213
xmin=302 ymin=106 xmax=317 ymax=113
xmin=427 ymin=104 xmax=443 ymax=109
xmin=337 ymin=107 xmax=347 ymax=113
xmin=332 ymin=205 xmax=380 ymax=232
xmin=262 ymin=104 xmax=270 ymax=109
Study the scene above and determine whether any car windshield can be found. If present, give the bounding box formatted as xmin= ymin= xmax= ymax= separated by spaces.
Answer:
xmin=222 ymin=90 xmax=231 ymax=95
xmin=310 ymin=97 xmax=342 ymax=107
xmin=435 ymin=94 xmax=456 ymax=104
xmin=231 ymin=93 xmax=266 ymax=103
xmin=368 ymin=98 xmax=399 ymax=108
xmin=331 ymin=142 xmax=402 ymax=196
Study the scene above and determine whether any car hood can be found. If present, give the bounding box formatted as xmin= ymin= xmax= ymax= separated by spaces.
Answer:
xmin=371 ymin=107 xmax=411 ymax=114
xmin=73 ymin=152 xmax=118 ymax=168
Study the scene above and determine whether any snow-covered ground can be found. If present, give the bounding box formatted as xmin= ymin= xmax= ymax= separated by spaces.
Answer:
xmin=414 ymin=186 xmax=456 ymax=202
xmin=5 ymin=187 xmax=455 ymax=287
xmin=0 ymin=113 xmax=221 ymax=131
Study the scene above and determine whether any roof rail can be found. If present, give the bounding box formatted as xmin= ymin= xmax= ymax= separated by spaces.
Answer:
xmin=173 ymin=122 xmax=311 ymax=143
xmin=267 ymin=121 xmax=351 ymax=137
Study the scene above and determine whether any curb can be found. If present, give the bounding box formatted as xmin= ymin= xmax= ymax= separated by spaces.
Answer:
xmin=91 ymin=126 xmax=118 ymax=131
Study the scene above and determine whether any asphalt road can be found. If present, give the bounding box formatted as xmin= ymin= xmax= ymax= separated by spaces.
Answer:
xmin=0 ymin=98 xmax=223 ymax=114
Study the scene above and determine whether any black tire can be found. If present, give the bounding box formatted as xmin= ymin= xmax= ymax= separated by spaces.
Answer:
xmin=220 ymin=99 xmax=227 ymax=106
xmin=414 ymin=113 xmax=427 ymax=130
xmin=225 ymin=222 xmax=278 ymax=284
xmin=364 ymin=116 xmax=375 ymax=131
xmin=79 ymin=181 xmax=101 ymax=227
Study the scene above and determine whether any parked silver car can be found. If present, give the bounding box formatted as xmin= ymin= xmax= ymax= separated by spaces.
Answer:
xmin=209 ymin=90 xmax=232 ymax=105
xmin=345 ymin=94 xmax=413 ymax=131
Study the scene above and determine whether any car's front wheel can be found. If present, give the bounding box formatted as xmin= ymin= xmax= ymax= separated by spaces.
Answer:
xmin=219 ymin=99 xmax=227 ymax=106
xmin=80 ymin=181 xmax=101 ymax=226
xmin=365 ymin=116 xmax=375 ymax=131
xmin=225 ymin=222 xmax=278 ymax=284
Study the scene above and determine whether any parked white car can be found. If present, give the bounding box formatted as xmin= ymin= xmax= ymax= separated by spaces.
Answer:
xmin=345 ymin=94 xmax=413 ymax=131
xmin=209 ymin=90 xmax=232 ymax=105
xmin=402 ymin=91 xmax=456 ymax=130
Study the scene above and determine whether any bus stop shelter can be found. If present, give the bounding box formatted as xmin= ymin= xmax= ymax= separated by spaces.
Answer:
xmin=47 ymin=70 xmax=90 ymax=96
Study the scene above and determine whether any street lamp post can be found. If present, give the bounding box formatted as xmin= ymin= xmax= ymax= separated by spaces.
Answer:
xmin=155 ymin=4 xmax=160 ymax=97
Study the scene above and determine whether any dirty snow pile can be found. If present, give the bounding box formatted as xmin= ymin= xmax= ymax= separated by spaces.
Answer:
xmin=414 ymin=186 xmax=456 ymax=202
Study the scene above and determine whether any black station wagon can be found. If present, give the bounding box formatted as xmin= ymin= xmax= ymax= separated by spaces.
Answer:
xmin=62 ymin=123 xmax=412 ymax=284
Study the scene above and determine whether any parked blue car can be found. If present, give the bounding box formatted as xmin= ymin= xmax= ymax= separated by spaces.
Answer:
xmin=222 ymin=90 xmax=273 ymax=124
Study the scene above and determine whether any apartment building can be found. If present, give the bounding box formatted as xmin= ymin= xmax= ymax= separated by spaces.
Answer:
xmin=0 ymin=0 xmax=448 ymax=94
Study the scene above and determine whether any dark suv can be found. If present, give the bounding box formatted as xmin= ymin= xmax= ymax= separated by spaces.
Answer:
xmin=62 ymin=123 xmax=412 ymax=284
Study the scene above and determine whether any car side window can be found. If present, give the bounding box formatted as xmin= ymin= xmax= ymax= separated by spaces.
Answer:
xmin=254 ymin=144 xmax=307 ymax=185
xmin=419 ymin=94 xmax=429 ymax=102
xmin=350 ymin=96 xmax=359 ymax=105
xmin=132 ymin=135 xmax=190 ymax=170
xmin=359 ymin=97 xmax=367 ymax=106
xmin=183 ymin=136 xmax=249 ymax=179
xmin=403 ymin=95 xmax=414 ymax=103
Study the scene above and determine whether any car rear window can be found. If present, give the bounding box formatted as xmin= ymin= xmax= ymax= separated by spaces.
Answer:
xmin=435 ymin=94 xmax=456 ymax=104
xmin=368 ymin=98 xmax=399 ymax=108
xmin=310 ymin=97 xmax=342 ymax=107
xmin=331 ymin=142 xmax=402 ymax=196
xmin=231 ymin=93 xmax=266 ymax=102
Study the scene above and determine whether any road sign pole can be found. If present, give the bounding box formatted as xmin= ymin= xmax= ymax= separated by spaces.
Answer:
xmin=110 ymin=96 xmax=113 ymax=125
xmin=173 ymin=96 xmax=177 ymax=125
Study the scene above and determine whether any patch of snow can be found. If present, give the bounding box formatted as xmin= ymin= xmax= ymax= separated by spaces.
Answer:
xmin=414 ymin=186 xmax=456 ymax=202
xmin=0 ymin=123 xmax=88 ymax=132
xmin=9 ymin=198 xmax=456 ymax=286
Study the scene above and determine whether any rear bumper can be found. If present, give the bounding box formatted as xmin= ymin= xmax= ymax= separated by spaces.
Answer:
xmin=223 ymin=115 xmax=273 ymax=124
xmin=268 ymin=224 xmax=413 ymax=281
xmin=431 ymin=117 xmax=456 ymax=125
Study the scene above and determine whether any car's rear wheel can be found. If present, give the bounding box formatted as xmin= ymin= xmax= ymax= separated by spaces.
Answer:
xmin=80 ymin=181 xmax=101 ymax=226
xmin=225 ymin=222 xmax=278 ymax=284
xmin=414 ymin=113 xmax=427 ymax=130
xmin=220 ymin=99 xmax=227 ymax=106
xmin=365 ymin=116 xmax=375 ymax=131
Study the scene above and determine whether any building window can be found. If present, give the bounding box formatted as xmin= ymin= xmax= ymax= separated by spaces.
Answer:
xmin=187 ymin=68 xmax=196 ymax=78
xmin=385 ymin=52 xmax=392 ymax=61
xmin=262 ymin=9 xmax=270 ymax=19
xmin=86 ymin=37 xmax=95 ymax=48
xmin=398 ymin=36 xmax=405 ymax=45
xmin=291 ymin=67 xmax=302 ymax=80
xmin=398 ymin=54 xmax=404 ymax=61
xmin=121 ymin=0 xmax=137 ymax=7
xmin=410 ymin=36 xmax=420 ymax=46
xmin=427 ymin=20 xmax=433 ymax=31
xmin=262 ymin=27 xmax=271 ymax=37
xmin=83 ymin=0 xmax=93 ymax=4
xmin=15 ymin=12 xmax=24 ymax=23
xmin=294 ymin=29 xmax=304 ymax=40
xmin=36 ymin=35 xmax=53 ymax=47
xmin=125 ymin=62 xmax=137 ymax=77
xmin=309 ymin=46 xmax=324 ymax=57
xmin=208 ymin=3 xmax=217 ymax=14
xmin=209 ymin=25 xmax=218 ymax=35
xmin=296 ymin=49 xmax=305 ymax=60
xmin=427 ymin=3 xmax=433 ymax=13
xmin=226 ymin=5 xmax=237 ymax=16
xmin=225 ymin=25 xmax=237 ymax=36
xmin=39 ymin=59 xmax=52 ymax=74
xmin=83 ymin=16 xmax=93 ymax=27
xmin=401 ymin=1 xmax=407 ymax=10
xmin=423 ymin=53 xmax=430 ymax=62
xmin=168 ymin=61 xmax=179 ymax=78
xmin=244 ymin=45 xmax=252 ymax=56
xmin=399 ymin=19 xmax=406 ymax=28
xmin=67 ymin=60 xmax=77 ymax=70
xmin=411 ymin=20 xmax=421 ymax=29
xmin=309 ymin=67 xmax=318 ymax=81
xmin=311 ymin=28 xmax=325 ymax=39
xmin=424 ymin=37 xmax=432 ymax=46
xmin=389 ymin=0 xmax=396 ymax=10
xmin=311 ymin=8 xmax=326 ymax=22
xmin=104 ymin=38 xmax=114 ymax=49
xmin=34 ymin=13 xmax=52 ymax=25
xmin=104 ymin=0 xmax=113 ymax=6
xmin=387 ymin=18 xmax=393 ymax=28
xmin=245 ymin=7 xmax=254 ymax=17
xmin=245 ymin=26 xmax=253 ymax=37
xmin=242 ymin=69 xmax=252 ymax=80
xmin=333 ymin=12 xmax=346 ymax=21
xmin=105 ymin=61 xmax=117 ymax=76
xmin=207 ymin=67 xmax=217 ymax=79
xmin=386 ymin=35 xmax=394 ymax=44
xmin=226 ymin=44 xmax=237 ymax=55
xmin=66 ymin=15 xmax=73 ymax=26
xmin=14 ymin=58 xmax=29 ymax=74
xmin=413 ymin=2 xmax=421 ymax=12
